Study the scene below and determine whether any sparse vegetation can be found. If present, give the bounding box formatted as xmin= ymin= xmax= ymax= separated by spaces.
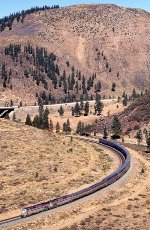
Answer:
xmin=0 ymin=5 xmax=59 ymax=32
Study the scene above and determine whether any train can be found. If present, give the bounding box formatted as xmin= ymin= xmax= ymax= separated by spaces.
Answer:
xmin=21 ymin=138 xmax=131 ymax=217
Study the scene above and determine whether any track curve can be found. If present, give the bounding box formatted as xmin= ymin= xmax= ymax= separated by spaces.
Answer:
xmin=0 ymin=138 xmax=131 ymax=229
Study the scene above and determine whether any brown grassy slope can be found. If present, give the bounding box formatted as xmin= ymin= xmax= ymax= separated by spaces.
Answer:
xmin=0 ymin=119 xmax=112 ymax=215
xmin=0 ymin=4 xmax=150 ymax=104
xmin=5 ymin=146 xmax=150 ymax=230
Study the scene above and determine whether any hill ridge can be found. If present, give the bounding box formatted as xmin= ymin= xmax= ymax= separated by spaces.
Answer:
xmin=0 ymin=4 xmax=149 ymax=105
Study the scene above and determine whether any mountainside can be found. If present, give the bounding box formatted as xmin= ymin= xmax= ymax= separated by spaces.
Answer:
xmin=0 ymin=4 xmax=150 ymax=105
xmin=120 ymin=91 xmax=150 ymax=130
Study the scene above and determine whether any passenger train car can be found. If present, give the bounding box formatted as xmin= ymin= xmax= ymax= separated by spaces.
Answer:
xmin=21 ymin=138 xmax=131 ymax=217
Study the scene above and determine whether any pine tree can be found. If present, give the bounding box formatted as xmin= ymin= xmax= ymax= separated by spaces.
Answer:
xmin=25 ymin=114 xmax=32 ymax=126
xmin=82 ymin=75 xmax=86 ymax=94
xmin=96 ymin=81 xmax=101 ymax=92
xmin=76 ymin=121 xmax=84 ymax=134
xmin=38 ymin=103 xmax=44 ymax=116
xmin=3 ymin=81 xmax=6 ymax=88
xmin=103 ymin=125 xmax=108 ymax=139
xmin=80 ymin=95 xmax=84 ymax=113
xmin=32 ymin=115 xmax=39 ymax=128
xmin=62 ymin=120 xmax=71 ymax=133
xmin=63 ymin=80 xmax=67 ymax=94
xmin=58 ymin=105 xmax=64 ymax=116
xmin=84 ymin=101 xmax=89 ymax=116
xmin=111 ymin=83 xmax=116 ymax=91
xmin=66 ymin=119 xmax=71 ymax=133
xmin=74 ymin=102 xmax=81 ymax=117
xmin=10 ymin=99 xmax=13 ymax=107
xmin=94 ymin=94 xmax=103 ymax=115
xmin=135 ymin=129 xmax=143 ymax=145
xmin=132 ymin=88 xmax=137 ymax=101
xmin=122 ymin=96 xmax=128 ymax=106
xmin=56 ymin=122 xmax=60 ymax=133
xmin=63 ymin=122 xmax=67 ymax=133
xmin=75 ymin=81 xmax=79 ymax=94
xmin=43 ymin=107 xmax=49 ymax=129
xmin=111 ymin=115 xmax=122 ymax=138
xmin=71 ymin=107 xmax=74 ymax=116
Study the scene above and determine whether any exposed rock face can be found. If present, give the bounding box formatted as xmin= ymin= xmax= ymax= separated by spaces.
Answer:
xmin=0 ymin=4 xmax=150 ymax=105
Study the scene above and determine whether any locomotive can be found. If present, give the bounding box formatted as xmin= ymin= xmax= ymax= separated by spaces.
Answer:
xmin=21 ymin=138 xmax=131 ymax=217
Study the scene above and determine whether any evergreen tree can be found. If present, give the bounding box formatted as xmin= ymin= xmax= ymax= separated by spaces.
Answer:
xmin=56 ymin=122 xmax=60 ymax=133
xmin=43 ymin=107 xmax=49 ymax=129
xmin=63 ymin=119 xmax=71 ymax=133
xmin=135 ymin=129 xmax=143 ymax=145
xmin=10 ymin=99 xmax=13 ymax=107
xmin=38 ymin=103 xmax=44 ymax=116
xmin=84 ymin=124 xmax=92 ymax=134
xmin=74 ymin=102 xmax=81 ymax=117
xmin=66 ymin=119 xmax=71 ymax=133
xmin=71 ymin=107 xmax=74 ymax=116
xmin=132 ymin=88 xmax=137 ymax=101
xmin=3 ymin=81 xmax=6 ymax=88
xmin=94 ymin=94 xmax=103 ymax=115
xmin=97 ymin=81 xmax=101 ymax=92
xmin=76 ymin=121 xmax=84 ymax=134
xmin=75 ymin=81 xmax=79 ymax=94
xmin=82 ymin=75 xmax=86 ymax=94
xmin=63 ymin=80 xmax=67 ymax=94
xmin=25 ymin=114 xmax=32 ymax=126
xmin=122 ymin=95 xmax=128 ymax=106
xmin=32 ymin=105 xmax=49 ymax=130
xmin=32 ymin=115 xmax=39 ymax=128
xmin=80 ymin=95 xmax=84 ymax=114
xmin=58 ymin=105 xmax=64 ymax=116
xmin=111 ymin=115 xmax=122 ymax=138
xmin=111 ymin=83 xmax=116 ymax=91
xmin=84 ymin=101 xmax=89 ymax=116
xmin=103 ymin=125 xmax=108 ymax=139
xmin=63 ymin=122 xmax=67 ymax=133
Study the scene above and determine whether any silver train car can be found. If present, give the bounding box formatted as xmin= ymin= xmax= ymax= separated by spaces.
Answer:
xmin=21 ymin=138 xmax=131 ymax=217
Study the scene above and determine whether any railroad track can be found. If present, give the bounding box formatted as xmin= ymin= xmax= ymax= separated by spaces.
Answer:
xmin=0 ymin=216 xmax=21 ymax=228
xmin=0 ymin=138 xmax=130 ymax=229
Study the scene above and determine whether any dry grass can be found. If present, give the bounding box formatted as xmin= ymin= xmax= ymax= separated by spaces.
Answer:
xmin=5 ymin=145 xmax=150 ymax=230
xmin=0 ymin=118 xmax=111 ymax=217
